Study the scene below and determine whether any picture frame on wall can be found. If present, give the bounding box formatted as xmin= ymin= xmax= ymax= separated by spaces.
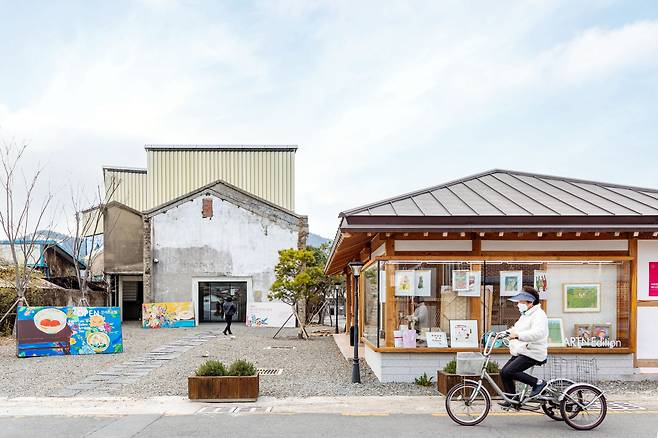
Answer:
xmin=449 ymin=319 xmax=479 ymax=348
xmin=534 ymin=270 xmax=548 ymax=299
xmin=452 ymin=270 xmax=470 ymax=292
xmin=592 ymin=323 xmax=612 ymax=341
xmin=394 ymin=270 xmax=415 ymax=296
xmin=500 ymin=271 xmax=523 ymax=296
xmin=574 ymin=323 xmax=593 ymax=340
xmin=458 ymin=271 xmax=481 ymax=297
xmin=414 ymin=270 xmax=432 ymax=297
xmin=547 ymin=318 xmax=565 ymax=347
xmin=563 ymin=283 xmax=601 ymax=313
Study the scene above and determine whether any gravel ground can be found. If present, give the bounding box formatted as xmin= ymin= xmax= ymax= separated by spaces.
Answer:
xmin=123 ymin=324 xmax=436 ymax=398
xmin=0 ymin=322 xmax=203 ymax=398
xmin=2 ymin=322 xmax=658 ymax=399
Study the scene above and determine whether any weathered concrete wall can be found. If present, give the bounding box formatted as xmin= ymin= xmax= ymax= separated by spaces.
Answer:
xmin=150 ymin=193 xmax=301 ymax=325
xmin=104 ymin=203 xmax=144 ymax=274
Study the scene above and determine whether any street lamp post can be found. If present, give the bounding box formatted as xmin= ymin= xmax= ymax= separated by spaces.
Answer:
xmin=334 ymin=283 xmax=340 ymax=334
xmin=348 ymin=261 xmax=364 ymax=384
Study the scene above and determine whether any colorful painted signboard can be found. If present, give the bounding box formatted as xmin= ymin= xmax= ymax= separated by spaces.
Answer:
xmin=650 ymin=262 xmax=658 ymax=297
xmin=142 ymin=302 xmax=195 ymax=328
xmin=16 ymin=306 xmax=123 ymax=358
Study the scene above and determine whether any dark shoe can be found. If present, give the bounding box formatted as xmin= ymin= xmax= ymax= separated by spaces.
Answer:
xmin=529 ymin=380 xmax=547 ymax=398
xmin=498 ymin=395 xmax=520 ymax=408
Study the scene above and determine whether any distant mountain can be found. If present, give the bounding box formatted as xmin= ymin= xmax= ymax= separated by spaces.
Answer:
xmin=307 ymin=233 xmax=331 ymax=248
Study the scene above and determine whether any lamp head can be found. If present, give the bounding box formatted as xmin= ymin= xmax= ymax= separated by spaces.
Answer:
xmin=348 ymin=261 xmax=364 ymax=277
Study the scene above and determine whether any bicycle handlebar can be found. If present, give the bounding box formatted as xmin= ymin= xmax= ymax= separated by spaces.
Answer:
xmin=482 ymin=331 xmax=510 ymax=356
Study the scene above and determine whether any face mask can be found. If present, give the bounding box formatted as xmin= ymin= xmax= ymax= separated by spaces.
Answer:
xmin=517 ymin=303 xmax=528 ymax=314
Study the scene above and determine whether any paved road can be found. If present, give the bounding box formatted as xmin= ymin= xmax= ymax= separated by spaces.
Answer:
xmin=2 ymin=411 xmax=657 ymax=438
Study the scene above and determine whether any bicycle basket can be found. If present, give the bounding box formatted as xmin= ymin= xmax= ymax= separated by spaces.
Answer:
xmin=456 ymin=352 xmax=485 ymax=376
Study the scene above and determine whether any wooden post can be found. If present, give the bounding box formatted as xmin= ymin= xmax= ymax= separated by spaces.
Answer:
xmin=630 ymin=238 xmax=638 ymax=364
xmin=385 ymin=262 xmax=396 ymax=347
xmin=469 ymin=263 xmax=483 ymax=338
xmin=345 ymin=271 xmax=353 ymax=331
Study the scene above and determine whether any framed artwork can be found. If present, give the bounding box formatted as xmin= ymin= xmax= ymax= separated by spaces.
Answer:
xmin=452 ymin=270 xmax=470 ymax=291
xmin=395 ymin=270 xmax=415 ymax=296
xmin=449 ymin=319 xmax=478 ymax=348
xmin=426 ymin=331 xmax=449 ymax=348
xmin=440 ymin=285 xmax=452 ymax=294
xmin=458 ymin=271 xmax=481 ymax=297
xmin=534 ymin=270 xmax=548 ymax=299
xmin=547 ymin=318 xmax=565 ymax=347
xmin=414 ymin=270 xmax=432 ymax=297
xmin=563 ymin=284 xmax=601 ymax=313
xmin=592 ymin=323 xmax=612 ymax=341
xmin=574 ymin=323 xmax=593 ymax=339
xmin=500 ymin=271 xmax=523 ymax=297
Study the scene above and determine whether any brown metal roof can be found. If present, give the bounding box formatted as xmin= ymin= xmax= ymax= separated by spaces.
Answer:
xmin=341 ymin=169 xmax=658 ymax=218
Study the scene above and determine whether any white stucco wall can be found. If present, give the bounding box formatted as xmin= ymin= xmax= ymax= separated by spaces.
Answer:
xmin=150 ymin=194 xmax=299 ymax=327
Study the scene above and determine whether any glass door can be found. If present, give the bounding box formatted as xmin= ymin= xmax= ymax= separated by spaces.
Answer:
xmin=198 ymin=281 xmax=247 ymax=323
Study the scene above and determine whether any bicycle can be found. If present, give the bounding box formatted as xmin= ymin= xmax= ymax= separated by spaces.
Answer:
xmin=445 ymin=331 xmax=607 ymax=431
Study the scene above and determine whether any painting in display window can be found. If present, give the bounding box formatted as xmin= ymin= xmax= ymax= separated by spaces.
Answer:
xmin=500 ymin=271 xmax=523 ymax=297
xmin=547 ymin=317 xmax=565 ymax=347
xmin=414 ymin=270 xmax=432 ymax=297
xmin=563 ymin=284 xmax=601 ymax=313
xmin=452 ymin=270 xmax=470 ymax=292
xmin=449 ymin=319 xmax=478 ymax=348
xmin=574 ymin=323 xmax=593 ymax=339
xmin=395 ymin=270 xmax=415 ymax=296
xmin=533 ymin=270 xmax=548 ymax=299
xmin=592 ymin=323 xmax=612 ymax=341
xmin=458 ymin=271 xmax=481 ymax=297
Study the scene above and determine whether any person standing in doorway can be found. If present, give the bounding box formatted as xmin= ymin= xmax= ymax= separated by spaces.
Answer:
xmin=222 ymin=296 xmax=237 ymax=335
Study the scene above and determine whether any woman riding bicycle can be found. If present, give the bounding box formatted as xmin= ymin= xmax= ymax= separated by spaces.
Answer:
xmin=500 ymin=286 xmax=549 ymax=406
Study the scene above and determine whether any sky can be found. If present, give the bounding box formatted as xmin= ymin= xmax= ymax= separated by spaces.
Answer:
xmin=1 ymin=0 xmax=658 ymax=238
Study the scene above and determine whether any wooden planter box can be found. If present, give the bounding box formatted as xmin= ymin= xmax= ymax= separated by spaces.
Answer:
xmin=437 ymin=371 xmax=503 ymax=397
xmin=188 ymin=375 xmax=259 ymax=402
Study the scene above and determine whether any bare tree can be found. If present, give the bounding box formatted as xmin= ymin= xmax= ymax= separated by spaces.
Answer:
xmin=69 ymin=178 xmax=119 ymax=306
xmin=0 ymin=137 xmax=54 ymax=326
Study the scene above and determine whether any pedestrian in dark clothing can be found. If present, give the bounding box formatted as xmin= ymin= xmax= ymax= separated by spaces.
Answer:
xmin=222 ymin=296 xmax=237 ymax=335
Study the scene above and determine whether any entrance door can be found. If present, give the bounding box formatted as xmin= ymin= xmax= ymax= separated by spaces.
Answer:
xmin=198 ymin=281 xmax=247 ymax=323
xmin=121 ymin=280 xmax=144 ymax=321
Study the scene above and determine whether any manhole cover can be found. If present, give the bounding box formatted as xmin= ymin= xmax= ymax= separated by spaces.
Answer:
xmin=257 ymin=368 xmax=283 ymax=376
xmin=264 ymin=346 xmax=296 ymax=350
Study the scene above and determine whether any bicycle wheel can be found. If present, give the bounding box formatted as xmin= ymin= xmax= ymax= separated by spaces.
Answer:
xmin=541 ymin=379 xmax=575 ymax=421
xmin=445 ymin=381 xmax=491 ymax=426
xmin=560 ymin=384 xmax=607 ymax=431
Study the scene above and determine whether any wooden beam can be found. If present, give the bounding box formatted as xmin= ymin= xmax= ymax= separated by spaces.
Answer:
xmin=385 ymin=263 xmax=396 ymax=347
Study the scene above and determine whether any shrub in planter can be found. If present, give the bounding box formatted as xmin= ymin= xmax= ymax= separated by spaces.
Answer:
xmin=195 ymin=360 xmax=228 ymax=377
xmin=189 ymin=359 xmax=259 ymax=402
xmin=437 ymin=359 xmax=503 ymax=396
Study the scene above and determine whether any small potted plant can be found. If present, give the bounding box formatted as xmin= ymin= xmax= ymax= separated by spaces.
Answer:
xmin=437 ymin=359 xmax=502 ymax=396
xmin=188 ymin=359 xmax=259 ymax=402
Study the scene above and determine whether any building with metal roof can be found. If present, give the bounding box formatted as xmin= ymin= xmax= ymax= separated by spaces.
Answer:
xmin=326 ymin=169 xmax=658 ymax=384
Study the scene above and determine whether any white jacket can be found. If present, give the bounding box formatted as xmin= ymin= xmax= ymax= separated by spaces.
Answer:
xmin=508 ymin=304 xmax=549 ymax=362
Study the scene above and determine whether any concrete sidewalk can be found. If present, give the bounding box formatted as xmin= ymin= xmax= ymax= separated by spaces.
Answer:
xmin=1 ymin=394 xmax=657 ymax=417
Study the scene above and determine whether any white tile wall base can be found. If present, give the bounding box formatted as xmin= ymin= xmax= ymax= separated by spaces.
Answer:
xmin=365 ymin=347 xmax=635 ymax=383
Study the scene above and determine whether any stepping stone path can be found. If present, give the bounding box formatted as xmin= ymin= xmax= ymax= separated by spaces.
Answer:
xmin=48 ymin=329 xmax=226 ymax=398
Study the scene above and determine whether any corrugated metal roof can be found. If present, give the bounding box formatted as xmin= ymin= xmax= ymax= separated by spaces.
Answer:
xmin=341 ymin=169 xmax=658 ymax=217
xmin=144 ymin=144 xmax=297 ymax=151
